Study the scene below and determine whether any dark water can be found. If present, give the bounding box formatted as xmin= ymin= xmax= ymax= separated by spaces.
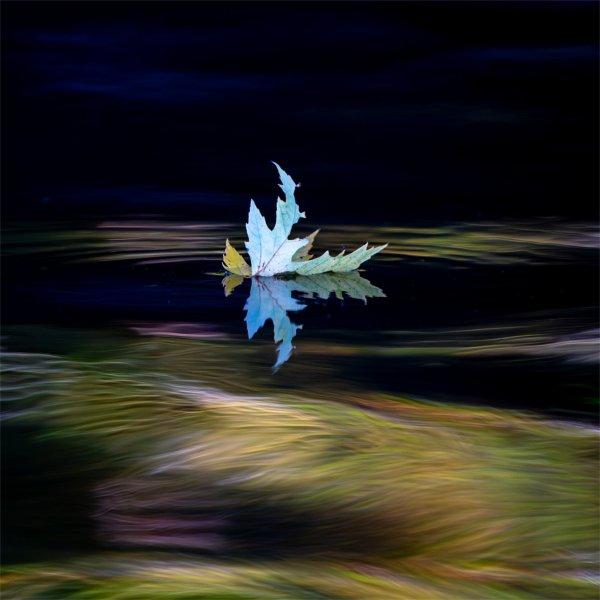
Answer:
xmin=2 ymin=218 xmax=599 ymax=598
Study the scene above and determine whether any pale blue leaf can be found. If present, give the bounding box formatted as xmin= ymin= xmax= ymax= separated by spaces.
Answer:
xmin=269 ymin=162 xmax=304 ymax=242
xmin=244 ymin=199 xmax=308 ymax=276
xmin=237 ymin=163 xmax=384 ymax=277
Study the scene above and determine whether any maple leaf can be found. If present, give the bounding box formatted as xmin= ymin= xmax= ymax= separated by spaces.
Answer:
xmin=222 ymin=163 xmax=386 ymax=277
xmin=245 ymin=199 xmax=307 ymax=276
xmin=222 ymin=239 xmax=251 ymax=277
xmin=289 ymin=243 xmax=387 ymax=275
xmin=292 ymin=229 xmax=319 ymax=261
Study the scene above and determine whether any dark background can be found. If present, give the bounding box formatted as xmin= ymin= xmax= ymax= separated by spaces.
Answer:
xmin=3 ymin=1 xmax=600 ymax=571
xmin=2 ymin=1 xmax=598 ymax=223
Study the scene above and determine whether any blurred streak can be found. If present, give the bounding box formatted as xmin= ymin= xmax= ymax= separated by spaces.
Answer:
xmin=2 ymin=553 xmax=599 ymax=599
xmin=95 ymin=221 xmax=232 ymax=265
xmin=1 ymin=341 xmax=598 ymax=596
xmin=2 ymin=218 xmax=598 ymax=266
xmin=314 ymin=220 xmax=599 ymax=265
xmin=458 ymin=328 xmax=599 ymax=364
xmin=1 ymin=221 xmax=231 ymax=265
xmin=299 ymin=312 xmax=599 ymax=365
xmin=131 ymin=323 xmax=228 ymax=340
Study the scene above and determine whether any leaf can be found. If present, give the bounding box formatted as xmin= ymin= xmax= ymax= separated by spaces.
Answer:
xmin=245 ymin=200 xmax=309 ymax=277
xmin=290 ymin=243 xmax=387 ymax=275
xmin=222 ymin=163 xmax=386 ymax=277
xmin=243 ymin=163 xmax=310 ymax=276
xmin=222 ymin=239 xmax=251 ymax=277
xmin=272 ymin=161 xmax=306 ymax=240
xmin=292 ymin=229 xmax=319 ymax=261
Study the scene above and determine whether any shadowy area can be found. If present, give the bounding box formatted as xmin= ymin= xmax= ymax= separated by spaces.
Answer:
xmin=3 ymin=2 xmax=598 ymax=221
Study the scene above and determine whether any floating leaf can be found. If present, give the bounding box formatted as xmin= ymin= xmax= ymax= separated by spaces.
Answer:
xmin=292 ymin=229 xmax=320 ymax=261
xmin=272 ymin=161 xmax=306 ymax=239
xmin=290 ymin=243 xmax=387 ymax=275
xmin=223 ymin=164 xmax=385 ymax=277
xmin=222 ymin=239 xmax=251 ymax=277
xmin=245 ymin=200 xmax=308 ymax=277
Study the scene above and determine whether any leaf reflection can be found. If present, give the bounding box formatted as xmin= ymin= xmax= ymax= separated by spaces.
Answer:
xmin=225 ymin=272 xmax=385 ymax=369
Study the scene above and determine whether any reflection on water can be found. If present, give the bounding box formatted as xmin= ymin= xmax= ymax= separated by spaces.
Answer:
xmin=232 ymin=273 xmax=385 ymax=369
xmin=2 ymin=218 xmax=597 ymax=265
xmin=297 ymin=309 xmax=598 ymax=364
xmin=2 ymin=218 xmax=599 ymax=598
xmin=2 ymin=340 xmax=598 ymax=597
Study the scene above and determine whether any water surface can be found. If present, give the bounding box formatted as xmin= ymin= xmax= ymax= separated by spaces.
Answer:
xmin=2 ymin=218 xmax=598 ymax=598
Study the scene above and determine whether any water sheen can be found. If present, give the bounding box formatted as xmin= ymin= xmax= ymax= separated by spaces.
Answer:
xmin=2 ymin=218 xmax=598 ymax=599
